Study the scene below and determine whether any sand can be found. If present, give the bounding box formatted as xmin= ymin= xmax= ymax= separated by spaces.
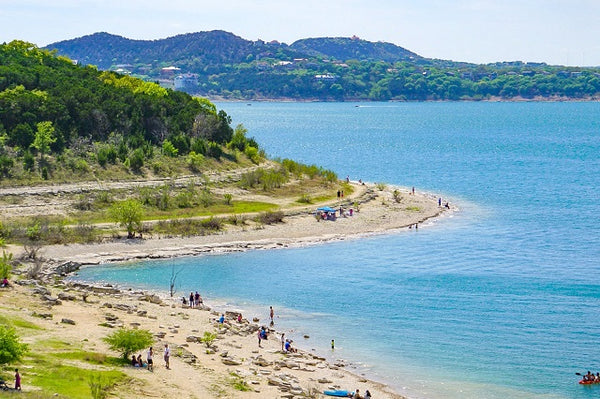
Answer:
xmin=2 ymin=182 xmax=453 ymax=398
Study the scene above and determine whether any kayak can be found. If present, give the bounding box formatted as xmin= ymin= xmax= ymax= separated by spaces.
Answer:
xmin=324 ymin=390 xmax=350 ymax=397
xmin=579 ymin=379 xmax=600 ymax=385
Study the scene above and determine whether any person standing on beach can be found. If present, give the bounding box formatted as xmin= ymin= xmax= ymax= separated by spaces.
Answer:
xmin=258 ymin=329 xmax=262 ymax=348
xmin=269 ymin=306 xmax=274 ymax=323
xmin=281 ymin=333 xmax=285 ymax=351
xmin=147 ymin=346 xmax=153 ymax=372
xmin=331 ymin=339 xmax=335 ymax=350
xmin=14 ymin=369 xmax=21 ymax=391
xmin=164 ymin=344 xmax=170 ymax=369
xmin=189 ymin=292 xmax=194 ymax=308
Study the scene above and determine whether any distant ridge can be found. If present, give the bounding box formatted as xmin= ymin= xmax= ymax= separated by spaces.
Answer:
xmin=47 ymin=30 xmax=421 ymax=70
xmin=45 ymin=31 xmax=600 ymax=101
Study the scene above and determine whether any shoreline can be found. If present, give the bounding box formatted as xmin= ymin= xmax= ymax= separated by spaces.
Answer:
xmin=25 ymin=183 xmax=452 ymax=266
xmin=4 ymin=184 xmax=453 ymax=398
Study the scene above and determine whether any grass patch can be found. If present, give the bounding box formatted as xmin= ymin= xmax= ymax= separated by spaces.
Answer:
xmin=53 ymin=351 xmax=125 ymax=366
xmin=228 ymin=372 xmax=251 ymax=392
xmin=405 ymin=206 xmax=422 ymax=212
xmin=27 ymin=364 xmax=127 ymax=399
xmin=0 ymin=315 xmax=43 ymax=331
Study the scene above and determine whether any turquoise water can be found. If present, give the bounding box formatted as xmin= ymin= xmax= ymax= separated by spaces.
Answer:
xmin=72 ymin=102 xmax=600 ymax=399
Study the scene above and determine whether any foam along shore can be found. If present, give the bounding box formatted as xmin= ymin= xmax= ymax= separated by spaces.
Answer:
xmin=30 ymin=182 xmax=452 ymax=266
xmin=3 ymin=182 xmax=451 ymax=398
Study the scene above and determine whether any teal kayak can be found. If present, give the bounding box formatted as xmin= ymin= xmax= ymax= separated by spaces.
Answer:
xmin=324 ymin=390 xmax=350 ymax=397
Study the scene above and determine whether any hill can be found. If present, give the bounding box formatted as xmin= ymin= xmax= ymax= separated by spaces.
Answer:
xmin=46 ymin=31 xmax=600 ymax=101
xmin=0 ymin=40 xmax=258 ymax=185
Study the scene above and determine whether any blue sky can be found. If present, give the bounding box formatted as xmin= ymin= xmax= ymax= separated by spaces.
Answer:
xmin=1 ymin=0 xmax=599 ymax=66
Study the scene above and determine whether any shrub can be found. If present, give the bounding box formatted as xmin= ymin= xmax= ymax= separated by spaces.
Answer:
xmin=200 ymin=331 xmax=217 ymax=348
xmin=0 ymin=250 xmax=13 ymax=279
xmin=23 ymin=151 xmax=35 ymax=172
xmin=206 ymin=141 xmax=223 ymax=158
xmin=201 ymin=217 xmax=223 ymax=231
xmin=191 ymin=138 xmax=207 ymax=155
xmin=187 ymin=151 xmax=205 ymax=172
xmin=297 ymin=194 xmax=311 ymax=204
xmin=102 ymin=328 xmax=153 ymax=360
xmin=376 ymin=182 xmax=387 ymax=190
xmin=393 ymin=189 xmax=403 ymax=203
xmin=162 ymin=140 xmax=178 ymax=157
xmin=128 ymin=148 xmax=145 ymax=171
xmin=223 ymin=193 xmax=233 ymax=205
xmin=256 ymin=211 xmax=284 ymax=225
xmin=244 ymin=146 xmax=260 ymax=163
xmin=0 ymin=324 xmax=29 ymax=364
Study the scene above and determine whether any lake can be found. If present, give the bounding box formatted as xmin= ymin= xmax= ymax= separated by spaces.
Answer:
xmin=73 ymin=101 xmax=600 ymax=399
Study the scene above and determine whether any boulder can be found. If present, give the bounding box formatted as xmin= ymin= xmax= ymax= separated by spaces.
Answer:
xmin=61 ymin=318 xmax=76 ymax=325
xmin=221 ymin=357 xmax=241 ymax=366
xmin=252 ymin=356 xmax=272 ymax=367
xmin=58 ymin=292 xmax=76 ymax=301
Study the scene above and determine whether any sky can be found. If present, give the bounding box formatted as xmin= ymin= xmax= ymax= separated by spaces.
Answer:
xmin=1 ymin=0 xmax=599 ymax=66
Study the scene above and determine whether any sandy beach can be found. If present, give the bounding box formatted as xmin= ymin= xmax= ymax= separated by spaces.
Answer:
xmin=2 ymin=182 xmax=451 ymax=398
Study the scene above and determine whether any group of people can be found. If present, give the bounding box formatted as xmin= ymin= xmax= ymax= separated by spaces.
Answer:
xmin=182 ymin=291 xmax=203 ymax=308
xmin=130 ymin=347 xmax=155 ymax=371
xmin=257 ymin=326 xmax=269 ymax=347
xmin=582 ymin=371 xmax=600 ymax=382
xmin=349 ymin=389 xmax=371 ymax=399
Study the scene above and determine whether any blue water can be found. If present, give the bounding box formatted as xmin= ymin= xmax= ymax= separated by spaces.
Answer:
xmin=72 ymin=102 xmax=600 ymax=399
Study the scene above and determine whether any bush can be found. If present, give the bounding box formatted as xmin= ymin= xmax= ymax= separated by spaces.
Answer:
xmin=0 ymin=324 xmax=29 ymax=364
xmin=103 ymin=328 xmax=153 ymax=360
xmin=128 ymin=148 xmax=144 ymax=171
xmin=244 ymin=146 xmax=260 ymax=164
xmin=23 ymin=151 xmax=35 ymax=172
xmin=206 ymin=141 xmax=223 ymax=158
xmin=256 ymin=211 xmax=284 ymax=225
xmin=0 ymin=250 xmax=12 ymax=279
xmin=200 ymin=331 xmax=217 ymax=348
xmin=187 ymin=151 xmax=204 ymax=172
xmin=162 ymin=140 xmax=178 ymax=157
xmin=191 ymin=138 xmax=207 ymax=155
xmin=297 ymin=194 xmax=311 ymax=204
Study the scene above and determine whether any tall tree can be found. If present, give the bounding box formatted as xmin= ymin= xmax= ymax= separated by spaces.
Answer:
xmin=31 ymin=121 xmax=56 ymax=158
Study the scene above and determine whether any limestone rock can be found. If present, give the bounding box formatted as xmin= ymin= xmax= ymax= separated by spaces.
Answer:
xmin=58 ymin=292 xmax=76 ymax=301
xmin=61 ymin=318 xmax=76 ymax=325
xmin=221 ymin=357 xmax=241 ymax=366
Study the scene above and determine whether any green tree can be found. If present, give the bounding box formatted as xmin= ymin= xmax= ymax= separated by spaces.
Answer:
xmin=103 ymin=328 xmax=153 ymax=360
xmin=0 ymin=325 xmax=29 ymax=364
xmin=31 ymin=121 xmax=57 ymax=158
xmin=109 ymin=199 xmax=144 ymax=238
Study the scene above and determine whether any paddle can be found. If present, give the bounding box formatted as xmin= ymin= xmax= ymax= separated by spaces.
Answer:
xmin=576 ymin=372 xmax=582 ymax=376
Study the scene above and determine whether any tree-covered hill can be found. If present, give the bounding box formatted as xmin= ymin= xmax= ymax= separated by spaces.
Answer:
xmin=0 ymin=41 xmax=263 ymax=183
xmin=289 ymin=36 xmax=419 ymax=62
xmin=45 ymin=31 xmax=600 ymax=101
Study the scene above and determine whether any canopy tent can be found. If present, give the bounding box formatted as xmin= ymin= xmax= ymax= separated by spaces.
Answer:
xmin=316 ymin=206 xmax=337 ymax=213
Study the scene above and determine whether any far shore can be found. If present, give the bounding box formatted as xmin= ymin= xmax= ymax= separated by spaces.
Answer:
xmin=3 ymin=182 xmax=453 ymax=398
